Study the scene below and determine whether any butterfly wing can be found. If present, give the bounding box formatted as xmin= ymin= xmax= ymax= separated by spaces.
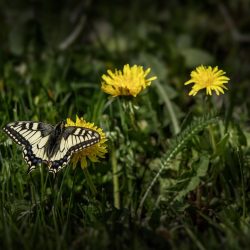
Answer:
xmin=3 ymin=122 xmax=101 ymax=174
xmin=47 ymin=126 xmax=100 ymax=173
xmin=3 ymin=121 xmax=54 ymax=172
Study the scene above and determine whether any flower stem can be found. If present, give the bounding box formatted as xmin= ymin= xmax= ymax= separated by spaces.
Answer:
xmin=118 ymin=98 xmax=128 ymax=132
xmin=208 ymin=125 xmax=216 ymax=153
xmin=82 ymin=167 xmax=97 ymax=196
xmin=111 ymin=146 xmax=120 ymax=209
xmin=237 ymin=149 xmax=246 ymax=218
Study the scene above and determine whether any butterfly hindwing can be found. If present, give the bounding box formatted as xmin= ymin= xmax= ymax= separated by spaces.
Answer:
xmin=3 ymin=121 xmax=54 ymax=172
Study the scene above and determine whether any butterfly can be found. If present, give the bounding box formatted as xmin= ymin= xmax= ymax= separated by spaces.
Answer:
xmin=3 ymin=120 xmax=100 ymax=174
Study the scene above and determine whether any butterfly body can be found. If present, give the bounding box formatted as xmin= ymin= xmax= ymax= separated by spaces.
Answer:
xmin=3 ymin=120 xmax=100 ymax=174
xmin=45 ymin=121 xmax=66 ymax=158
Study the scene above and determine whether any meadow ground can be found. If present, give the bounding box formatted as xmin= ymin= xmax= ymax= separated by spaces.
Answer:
xmin=1 ymin=1 xmax=250 ymax=249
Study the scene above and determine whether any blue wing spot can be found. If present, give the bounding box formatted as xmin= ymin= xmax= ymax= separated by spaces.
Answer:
xmin=32 ymin=159 xmax=38 ymax=164
xmin=52 ymin=162 xmax=59 ymax=169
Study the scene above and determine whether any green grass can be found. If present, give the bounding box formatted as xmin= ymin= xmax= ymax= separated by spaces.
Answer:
xmin=1 ymin=1 xmax=250 ymax=249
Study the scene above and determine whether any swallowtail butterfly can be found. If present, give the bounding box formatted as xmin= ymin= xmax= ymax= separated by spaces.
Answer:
xmin=3 ymin=121 xmax=100 ymax=174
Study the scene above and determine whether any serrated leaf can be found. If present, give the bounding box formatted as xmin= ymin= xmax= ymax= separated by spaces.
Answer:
xmin=175 ymin=176 xmax=199 ymax=201
xmin=216 ymin=133 xmax=229 ymax=155
xmin=229 ymin=123 xmax=247 ymax=148
xmin=196 ymin=154 xmax=210 ymax=177
xmin=174 ymin=155 xmax=209 ymax=201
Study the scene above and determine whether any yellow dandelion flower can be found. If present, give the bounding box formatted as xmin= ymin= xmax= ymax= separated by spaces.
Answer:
xmin=66 ymin=116 xmax=108 ymax=169
xmin=101 ymin=64 xmax=157 ymax=97
xmin=184 ymin=65 xmax=230 ymax=96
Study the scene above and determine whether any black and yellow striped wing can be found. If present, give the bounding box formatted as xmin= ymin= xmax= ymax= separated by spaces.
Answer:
xmin=3 ymin=121 xmax=54 ymax=172
xmin=47 ymin=126 xmax=100 ymax=173
xmin=3 ymin=121 xmax=100 ymax=173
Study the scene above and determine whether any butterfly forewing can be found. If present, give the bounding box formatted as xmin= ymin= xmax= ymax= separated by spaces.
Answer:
xmin=3 ymin=121 xmax=54 ymax=172
xmin=3 ymin=121 xmax=101 ymax=174
xmin=3 ymin=121 xmax=53 ymax=145
xmin=64 ymin=126 xmax=100 ymax=153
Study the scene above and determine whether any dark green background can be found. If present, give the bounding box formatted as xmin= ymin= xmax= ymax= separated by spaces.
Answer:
xmin=1 ymin=1 xmax=250 ymax=249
